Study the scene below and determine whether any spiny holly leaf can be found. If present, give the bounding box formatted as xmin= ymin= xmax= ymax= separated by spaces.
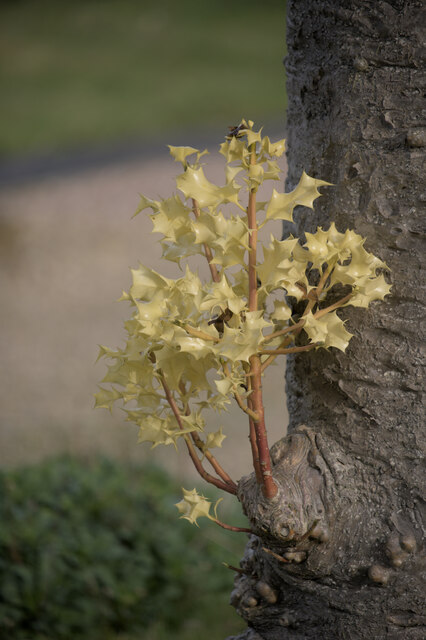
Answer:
xmin=303 ymin=311 xmax=353 ymax=352
xmin=149 ymin=195 xmax=192 ymax=240
xmin=205 ymin=427 xmax=226 ymax=449
xmin=133 ymin=194 xmax=159 ymax=217
xmin=225 ymin=164 xmax=244 ymax=183
xmin=257 ymin=236 xmax=300 ymax=291
xmin=175 ymin=488 xmax=215 ymax=526
xmin=271 ymin=300 xmax=292 ymax=322
xmin=265 ymin=172 xmax=331 ymax=223
xmin=176 ymin=166 xmax=241 ymax=208
xmin=247 ymin=163 xmax=264 ymax=188
xmin=200 ymin=275 xmax=246 ymax=315
xmin=245 ymin=125 xmax=263 ymax=147
xmin=96 ymin=345 xmax=121 ymax=363
xmin=94 ymin=386 xmax=122 ymax=411
xmin=210 ymin=216 xmax=249 ymax=268
xmin=346 ymin=274 xmax=392 ymax=308
xmin=212 ymin=312 xmax=271 ymax=364
xmin=180 ymin=411 xmax=206 ymax=433
xmin=219 ymin=136 xmax=248 ymax=164
xmin=168 ymin=145 xmax=199 ymax=164
xmin=130 ymin=264 xmax=171 ymax=302
xmin=304 ymin=223 xmax=360 ymax=269
xmin=262 ymin=160 xmax=282 ymax=181
xmin=193 ymin=211 xmax=249 ymax=267
xmin=261 ymin=136 xmax=286 ymax=158
xmin=137 ymin=414 xmax=189 ymax=449
xmin=331 ymin=243 xmax=388 ymax=286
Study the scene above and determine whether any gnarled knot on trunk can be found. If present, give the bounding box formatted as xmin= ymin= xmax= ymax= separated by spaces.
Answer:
xmin=237 ymin=426 xmax=334 ymax=559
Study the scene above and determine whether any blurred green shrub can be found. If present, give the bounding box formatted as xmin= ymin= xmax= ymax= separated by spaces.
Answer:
xmin=0 ymin=458 xmax=244 ymax=639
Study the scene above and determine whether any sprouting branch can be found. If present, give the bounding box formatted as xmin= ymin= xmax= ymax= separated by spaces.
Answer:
xmin=191 ymin=432 xmax=238 ymax=490
xmin=160 ymin=373 xmax=237 ymax=495
xmin=259 ymin=343 xmax=320 ymax=356
xmin=260 ymin=336 xmax=292 ymax=373
xmin=261 ymin=319 xmax=305 ymax=344
xmin=213 ymin=519 xmax=253 ymax=534
xmin=178 ymin=381 xmax=237 ymax=491
xmin=315 ymin=292 xmax=353 ymax=318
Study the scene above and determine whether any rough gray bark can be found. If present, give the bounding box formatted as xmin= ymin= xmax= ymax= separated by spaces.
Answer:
xmin=229 ymin=1 xmax=425 ymax=638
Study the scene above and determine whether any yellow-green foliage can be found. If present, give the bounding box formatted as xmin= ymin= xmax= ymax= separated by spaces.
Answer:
xmin=96 ymin=121 xmax=390 ymax=517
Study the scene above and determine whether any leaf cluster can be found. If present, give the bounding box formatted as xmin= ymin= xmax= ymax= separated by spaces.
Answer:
xmin=96 ymin=121 xmax=390 ymax=457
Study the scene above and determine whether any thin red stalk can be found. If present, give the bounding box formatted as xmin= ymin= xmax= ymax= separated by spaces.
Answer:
xmin=246 ymin=143 xmax=277 ymax=499
xmin=191 ymin=198 xmax=220 ymax=283
xmin=213 ymin=519 xmax=252 ymax=533
xmin=178 ymin=381 xmax=237 ymax=490
xmin=259 ymin=343 xmax=320 ymax=356
xmin=261 ymin=319 xmax=305 ymax=344
xmin=315 ymin=292 xmax=353 ymax=318
xmin=191 ymin=431 xmax=237 ymax=490
xmin=260 ymin=336 xmax=292 ymax=373
xmin=249 ymin=354 xmax=278 ymax=498
xmin=248 ymin=396 xmax=262 ymax=485
xmin=242 ymin=362 xmax=262 ymax=484
xmin=160 ymin=374 xmax=236 ymax=495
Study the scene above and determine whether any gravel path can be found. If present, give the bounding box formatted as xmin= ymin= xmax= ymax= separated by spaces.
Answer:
xmin=0 ymin=148 xmax=288 ymax=481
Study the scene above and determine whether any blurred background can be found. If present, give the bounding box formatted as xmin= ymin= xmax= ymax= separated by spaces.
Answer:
xmin=0 ymin=1 xmax=288 ymax=638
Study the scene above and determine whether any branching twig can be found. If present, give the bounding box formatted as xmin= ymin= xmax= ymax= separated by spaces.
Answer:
xmin=315 ymin=292 xmax=353 ymax=318
xmin=178 ymin=381 xmax=237 ymax=491
xmin=259 ymin=343 xmax=320 ymax=356
xmin=160 ymin=373 xmax=237 ymax=495
xmin=261 ymin=319 xmax=304 ymax=344
xmin=213 ymin=519 xmax=252 ymax=533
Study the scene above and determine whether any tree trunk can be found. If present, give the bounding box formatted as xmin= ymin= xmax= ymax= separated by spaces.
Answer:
xmin=229 ymin=1 xmax=425 ymax=638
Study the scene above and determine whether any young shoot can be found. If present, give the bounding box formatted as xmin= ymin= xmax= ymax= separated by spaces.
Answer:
xmin=95 ymin=120 xmax=391 ymax=531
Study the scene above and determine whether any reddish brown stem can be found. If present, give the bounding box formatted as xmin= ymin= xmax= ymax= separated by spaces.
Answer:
xmin=246 ymin=144 xmax=277 ymax=499
xmin=178 ymin=381 xmax=237 ymax=490
xmin=191 ymin=198 xmax=220 ymax=283
xmin=249 ymin=354 xmax=278 ymax=498
xmin=247 ymin=393 xmax=262 ymax=485
xmin=261 ymin=319 xmax=304 ymax=344
xmin=213 ymin=519 xmax=253 ymax=533
xmin=191 ymin=431 xmax=237 ymax=490
xmin=160 ymin=374 xmax=236 ymax=495
xmin=315 ymin=292 xmax=353 ymax=318
xmin=259 ymin=343 xmax=320 ymax=356
xmin=260 ymin=336 xmax=292 ymax=373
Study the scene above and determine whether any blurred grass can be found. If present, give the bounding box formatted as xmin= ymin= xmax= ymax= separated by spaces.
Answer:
xmin=0 ymin=0 xmax=286 ymax=157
